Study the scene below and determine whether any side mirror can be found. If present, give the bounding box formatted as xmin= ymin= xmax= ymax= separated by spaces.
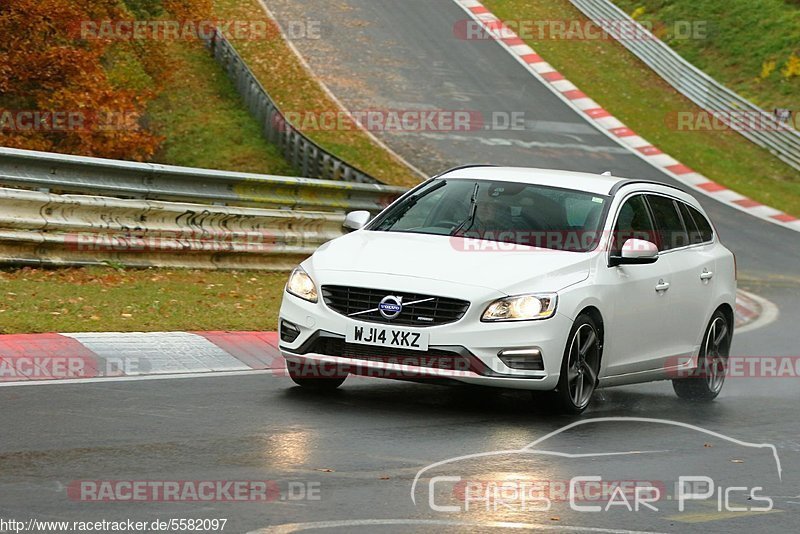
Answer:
xmin=609 ymin=238 xmax=659 ymax=266
xmin=343 ymin=210 xmax=371 ymax=232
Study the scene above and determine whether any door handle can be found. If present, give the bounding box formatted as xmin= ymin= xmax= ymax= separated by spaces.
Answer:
xmin=700 ymin=270 xmax=714 ymax=281
xmin=655 ymin=280 xmax=670 ymax=292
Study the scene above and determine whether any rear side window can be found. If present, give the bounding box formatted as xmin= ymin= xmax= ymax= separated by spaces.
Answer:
xmin=685 ymin=204 xmax=714 ymax=243
xmin=678 ymin=202 xmax=703 ymax=245
xmin=646 ymin=195 xmax=689 ymax=251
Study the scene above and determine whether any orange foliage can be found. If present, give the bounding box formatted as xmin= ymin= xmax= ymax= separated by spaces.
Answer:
xmin=0 ymin=0 xmax=162 ymax=160
xmin=163 ymin=0 xmax=213 ymax=20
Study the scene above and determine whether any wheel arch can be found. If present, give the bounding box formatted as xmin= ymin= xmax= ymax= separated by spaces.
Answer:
xmin=576 ymin=306 xmax=605 ymax=348
xmin=576 ymin=305 xmax=605 ymax=379
xmin=695 ymin=300 xmax=735 ymax=350
xmin=715 ymin=302 xmax=735 ymax=338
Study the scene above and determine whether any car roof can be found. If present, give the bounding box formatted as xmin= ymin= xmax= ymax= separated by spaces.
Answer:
xmin=437 ymin=165 xmax=700 ymax=210
xmin=440 ymin=166 xmax=626 ymax=196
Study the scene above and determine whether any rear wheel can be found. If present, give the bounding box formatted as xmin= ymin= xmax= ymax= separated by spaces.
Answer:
xmin=673 ymin=310 xmax=730 ymax=401
xmin=548 ymin=314 xmax=601 ymax=414
xmin=287 ymin=360 xmax=347 ymax=390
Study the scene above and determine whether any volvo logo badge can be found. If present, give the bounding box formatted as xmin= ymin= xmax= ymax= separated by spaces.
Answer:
xmin=378 ymin=295 xmax=403 ymax=319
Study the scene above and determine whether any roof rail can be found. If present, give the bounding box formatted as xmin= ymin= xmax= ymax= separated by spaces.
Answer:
xmin=608 ymin=179 xmax=687 ymax=196
xmin=433 ymin=164 xmax=498 ymax=179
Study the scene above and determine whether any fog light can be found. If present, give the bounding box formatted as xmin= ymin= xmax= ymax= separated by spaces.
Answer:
xmin=280 ymin=319 xmax=301 ymax=343
xmin=498 ymin=348 xmax=544 ymax=371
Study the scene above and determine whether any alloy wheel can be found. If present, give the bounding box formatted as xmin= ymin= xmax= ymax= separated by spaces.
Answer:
xmin=702 ymin=317 xmax=729 ymax=394
xmin=566 ymin=323 xmax=600 ymax=409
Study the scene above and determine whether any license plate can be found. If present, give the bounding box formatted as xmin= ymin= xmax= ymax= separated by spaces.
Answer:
xmin=346 ymin=324 xmax=429 ymax=351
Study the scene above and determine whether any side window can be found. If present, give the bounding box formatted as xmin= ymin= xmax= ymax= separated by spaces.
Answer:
xmin=687 ymin=205 xmax=714 ymax=243
xmin=646 ymin=195 xmax=689 ymax=251
xmin=678 ymin=202 xmax=704 ymax=245
xmin=612 ymin=195 xmax=656 ymax=255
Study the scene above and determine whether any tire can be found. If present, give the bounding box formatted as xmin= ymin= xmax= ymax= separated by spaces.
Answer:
xmin=547 ymin=314 xmax=601 ymax=414
xmin=287 ymin=360 xmax=347 ymax=390
xmin=673 ymin=310 xmax=731 ymax=401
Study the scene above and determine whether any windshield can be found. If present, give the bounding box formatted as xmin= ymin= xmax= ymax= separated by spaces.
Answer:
xmin=369 ymin=179 xmax=609 ymax=252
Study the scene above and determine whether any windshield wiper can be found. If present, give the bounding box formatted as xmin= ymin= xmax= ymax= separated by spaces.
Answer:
xmin=451 ymin=183 xmax=480 ymax=236
xmin=374 ymin=180 xmax=446 ymax=231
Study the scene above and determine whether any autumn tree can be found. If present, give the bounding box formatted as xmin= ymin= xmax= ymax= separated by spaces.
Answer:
xmin=0 ymin=0 xmax=213 ymax=161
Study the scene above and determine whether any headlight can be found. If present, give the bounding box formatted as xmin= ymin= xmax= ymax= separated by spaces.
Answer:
xmin=286 ymin=266 xmax=318 ymax=303
xmin=482 ymin=293 xmax=557 ymax=322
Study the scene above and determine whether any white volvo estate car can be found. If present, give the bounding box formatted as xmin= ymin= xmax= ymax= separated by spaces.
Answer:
xmin=278 ymin=166 xmax=736 ymax=413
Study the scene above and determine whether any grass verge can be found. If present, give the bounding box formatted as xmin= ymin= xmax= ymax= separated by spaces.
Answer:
xmin=612 ymin=0 xmax=800 ymax=111
xmin=0 ymin=267 xmax=288 ymax=334
xmin=146 ymin=39 xmax=297 ymax=175
xmin=484 ymin=0 xmax=800 ymax=217
xmin=212 ymin=0 xmax=419 ymax=187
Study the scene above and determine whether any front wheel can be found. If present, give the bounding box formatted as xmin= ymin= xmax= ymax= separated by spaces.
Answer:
xmin=287 ymin=360 xmax=347 ymax=390
xmin=548 ymin=314 xmax=601 ymax=414
xmin=673 ymin=310 xmax=731 ymax=401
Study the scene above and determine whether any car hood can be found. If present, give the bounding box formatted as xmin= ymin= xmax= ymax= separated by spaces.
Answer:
xmin=308 ymin=231 xmax=592 ymax=295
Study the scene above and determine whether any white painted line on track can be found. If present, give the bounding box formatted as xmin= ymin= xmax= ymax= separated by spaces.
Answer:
xmin=248 ymin=518 xmax=667 ymax=534
xmin=0 ymin=369 xmax=275 ymax=388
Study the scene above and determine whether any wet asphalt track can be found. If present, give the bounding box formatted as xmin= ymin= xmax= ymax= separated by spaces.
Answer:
xmin=1 ymin=374 xmax=799 ymax=533
xmin=1 ymin=1 xmax=800 ymax=532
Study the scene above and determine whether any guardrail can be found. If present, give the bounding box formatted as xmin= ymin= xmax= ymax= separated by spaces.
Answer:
xmin=0 ymin=148 xmax=408 ymax=269
xmin=0 ymin=186 xmax=345 ymax=270
xmin=206 ymin=31 xmax=383 ymax=184
xmin=569 ymin=0 xmax=800 ymax=173
xmin=0 ymin=147 xmax=405 ymax=213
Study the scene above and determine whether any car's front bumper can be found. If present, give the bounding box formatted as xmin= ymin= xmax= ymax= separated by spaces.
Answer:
xmin=278 ymin=291 xmax=573 ymax=391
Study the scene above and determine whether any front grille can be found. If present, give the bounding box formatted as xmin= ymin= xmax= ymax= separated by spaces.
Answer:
xmin=305 ymin=337 xmax=472 ymax=372
xmin=321 ymin=286 xmax=469 ymax=327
